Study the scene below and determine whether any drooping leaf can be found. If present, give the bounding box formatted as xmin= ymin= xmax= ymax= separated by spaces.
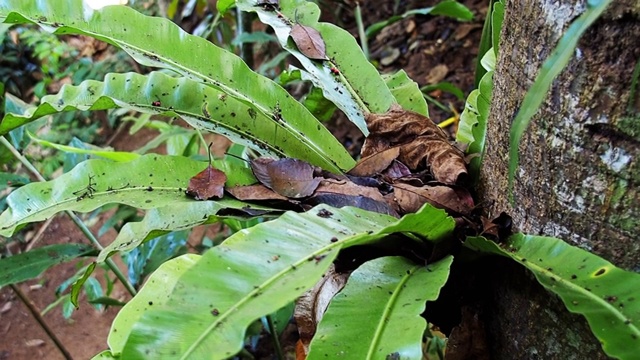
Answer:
xmin=0 ymin=244 xmax=96 ymax=287
xmin=0 ymin=154 xmax=255 ymax=237
xmin=185 ymin=165 xmax=227 ymax=200
xmin=97 ymin=198 xmax=273 ymax=262
xmin=238 ymin=0 xmax=396 ymax=134
xmin=362 ymin=104 xmax=467 ymax=185
xmin=107 ymin=204 xmax=455 ymax=359
xmin=290 ymin=23 xmax=327 ymax=60
xmin=0 ymin=0 xmax=355 ymax=173
xmin=251 ymin=157 xmax=322 ymax=198
xmin=0 ymin=71 xmax=353 ymax=173
xmin=464 ymin=234 xmax=640 ymax=359
xmin=307 ymin=256 xmax=453 ymax=359
xmin=508 ymin=0 xmax=613 ymax=198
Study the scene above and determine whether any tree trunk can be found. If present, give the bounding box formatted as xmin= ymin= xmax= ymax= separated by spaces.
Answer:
xmin=477 ymin=0 xmax=639 ymax=358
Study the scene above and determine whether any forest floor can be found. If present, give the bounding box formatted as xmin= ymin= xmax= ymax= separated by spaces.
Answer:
xmin=0 ymin=0 xmax=484 ymax=358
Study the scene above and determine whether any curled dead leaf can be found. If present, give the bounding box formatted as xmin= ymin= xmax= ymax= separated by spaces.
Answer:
xmin=391 ymin=182 xmax=474 ymax=215
xmin=361 ymin=104 xmax=467 ymax=185
xmin=295 ymin=265 xmax=349 ymax=357
xmin=185 ymin=165 xmax=227 ymax=200
xmin=290 ymin=23 xmax=327 ymax=60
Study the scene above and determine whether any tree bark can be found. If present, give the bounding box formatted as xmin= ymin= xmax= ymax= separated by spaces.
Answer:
xmin=477 ymin=0 xmax=639 ymax=358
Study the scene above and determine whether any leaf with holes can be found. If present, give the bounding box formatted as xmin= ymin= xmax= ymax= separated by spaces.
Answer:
xmin=0 ymin=154 xmax=254 ymax=237
xmin=0 ymin=0 xmax=354 ymax=173
xmin=464 ymin=234 xmax=640 ymax=359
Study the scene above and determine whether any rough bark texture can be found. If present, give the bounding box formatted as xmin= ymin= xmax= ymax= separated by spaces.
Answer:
xmin=476 ymin=0 xmax=640 ymax=358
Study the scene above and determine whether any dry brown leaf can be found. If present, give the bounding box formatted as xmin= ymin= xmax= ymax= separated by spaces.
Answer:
xmin=382 ymin=160 xmax=411 ymax=180
xmin=295 ymin=265 xmax=349 ymax=357
xmin=290 ymin=24 xmax=327 ymax=60
xmin=348 ymin=147 xmax=400 ymax=177
xmin=185 ymin=165 xmax=227 ymax=200
xmin=425 ymin=64 xmax=449 ymax=84
xmin=362 ymin=104 xmax=467 ymax=184
xmin=446 ymin=307 xmax=490 ymax=360
xmin=251 ymin=158 xmax=322 ymax=198
xmin=392 ymin=182 xmax=474 ymax=215
xmin=314 ymin=179 xmax=386 ymax=203
xmin=308 ymin=179 xmax=397 ymax=216
xmin=226 ymin=184 xmax=289 ymax=201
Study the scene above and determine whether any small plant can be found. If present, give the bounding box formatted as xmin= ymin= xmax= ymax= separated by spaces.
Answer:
xmin=0 ymin=1 xmax=637 ymax=360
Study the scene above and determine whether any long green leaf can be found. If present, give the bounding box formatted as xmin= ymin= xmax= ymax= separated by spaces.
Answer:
xmin=0 ymin=0 xmax=354 ymax=172
xmin=3 ymin=71 xmax=349 ymax=170
xmin=109 ymin=204 xmax=454 ymax=359
xmin=0 ymin=244 xmax=96 ymax=287
xmin=307 ymin=255 xmax=453 ymax=359
xmin=106 ymin=254 xmax=201 ymax=355
xmin=465 ymin=234 xmax=640 ymax=359
xmin=28 ymin=131 xmax=139 ymax=162
xmin=97 ymin=199 xmax=277 ymax=262
xmin=456 ymin=70 xmax=492 ymax=178
xmin=238 ymin=0 xmax=394 ymax=133
xmin=0 ymin=154 xmax=255 ymax=237
xmin=507 ymin=0 xmax=613 ymax=198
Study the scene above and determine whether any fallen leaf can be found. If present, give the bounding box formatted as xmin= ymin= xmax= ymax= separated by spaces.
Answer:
xmin=391 ymin=182 xmax=474 ymax=215
xmin=290 ymin=24 xmax=327 ymax=60
xmin=251 ymin=158 xmax=322 ymax=198
xmin=361 ymin=104 xmax=467 ymax=184
xmin=25 ymin=339 xmax=45 ymax=347
xmin=306 ymin=193 xmax=398 ymax=217
xmin=314 ymin=179 xmax=387 ymax=203
xmin=226 ymin=184 xmax=289 ymax=201
xmin=425 ymin=64 xmax=449 ymax=84
xmin=295 ymin=265 xmax=349 ymax=357
xmin=348 ymin=147 xmax=400 ymax=177
xmin=185 ymin=165 xmax=227 ymax=200
xmin=381 ymin=160 xmax=411 ymax=180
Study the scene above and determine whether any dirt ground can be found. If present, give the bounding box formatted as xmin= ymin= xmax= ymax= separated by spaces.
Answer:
xmin=0 ymin=0 xmax=485 ymax=358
